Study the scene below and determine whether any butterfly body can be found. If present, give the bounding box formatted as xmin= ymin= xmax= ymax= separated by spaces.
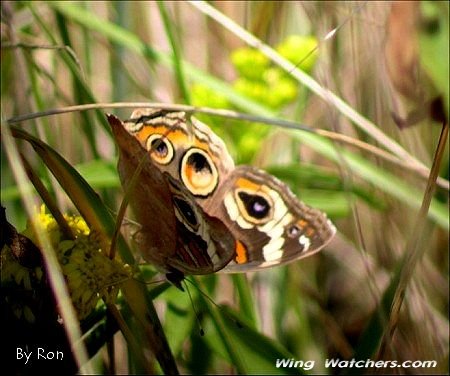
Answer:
xmin=108 ymin=109 xmax=335 ymax=282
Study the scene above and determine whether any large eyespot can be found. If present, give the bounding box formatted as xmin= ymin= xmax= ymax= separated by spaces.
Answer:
xmin=180 ymin=148 xmax=218 ymax=197
xmin=235 ymin=189 xmax=273 ymax=224
xmin=146 ymin=134 xmax=174 ymax=165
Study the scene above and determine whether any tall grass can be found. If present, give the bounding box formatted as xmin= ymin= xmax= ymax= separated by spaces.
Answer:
xmin=1 ymin=1 xmax=448 ymax=374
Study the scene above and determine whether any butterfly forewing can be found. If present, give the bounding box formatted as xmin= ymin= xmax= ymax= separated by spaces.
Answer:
xmin=108 ymin=113 xmax=235 ymax=276
xmin=163 ymin=172 xmax=234 ymax=274
xmin=123 ymin=109 xmax=235 ymax=206
xmin=108 ymin=114 xmax=178 ymax=265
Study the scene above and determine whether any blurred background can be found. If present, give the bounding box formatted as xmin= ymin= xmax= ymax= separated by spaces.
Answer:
xmin=1 ymin=1 xmax=448 ymax=374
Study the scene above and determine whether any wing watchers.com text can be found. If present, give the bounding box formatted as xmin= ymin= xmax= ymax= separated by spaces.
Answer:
xmin=275 ymin=358 xmax=438 ymax=371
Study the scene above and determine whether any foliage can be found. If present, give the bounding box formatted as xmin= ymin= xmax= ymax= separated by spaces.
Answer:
xmin=1 ymin=1 xmax=448 ymax=375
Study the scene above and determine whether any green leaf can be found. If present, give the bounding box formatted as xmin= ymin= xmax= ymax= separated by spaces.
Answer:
xmin=10 ymin=126 xmax=134 ymax=264
xmin=75 ymin=160 xmax=120 ymax=189
xmin=231 ymin=274 xmax=258 ymax=329
xmin=267 ymin=163 xmax=386 ymax=212
xmin=203 ymin=304 xmax=304 ymax=375
xmin=1 ymin=160 xmax=120 ymax=202
xmin=160 ymin=286 xmax=196 ymax=356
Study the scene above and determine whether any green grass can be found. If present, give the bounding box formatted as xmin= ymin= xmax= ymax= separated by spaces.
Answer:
xmin=1 ymin=2 xmax=448 ymax=375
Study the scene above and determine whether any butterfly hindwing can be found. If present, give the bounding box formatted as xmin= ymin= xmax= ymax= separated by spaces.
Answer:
xmin=203 ymin=165 xmax=336 ymax=272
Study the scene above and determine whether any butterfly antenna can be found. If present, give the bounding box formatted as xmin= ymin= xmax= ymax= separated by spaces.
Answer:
xmin=183 ymin=280 xmax=205 ymax=336
xmin=184 ymin=278 xmax=243 ymax=330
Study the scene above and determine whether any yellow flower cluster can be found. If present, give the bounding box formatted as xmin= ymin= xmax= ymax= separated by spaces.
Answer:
xmin=2 ymin=205 xmax=131 ymax=321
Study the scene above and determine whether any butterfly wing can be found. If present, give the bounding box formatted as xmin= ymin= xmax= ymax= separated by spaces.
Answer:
xmin=123 ymin=109 xmax=235 ymax=207
xmin=111 ymin=110 xmax=335 ymax=276
xmin=203 ymin=165 xmax=336 ymax=273
xmin=163 ymin=173 xmax=235 ymax=274
xmin=108 ymin=113 xmax=178 ymax=268
xmin=108 ymin=114 xmax=235 ymax=275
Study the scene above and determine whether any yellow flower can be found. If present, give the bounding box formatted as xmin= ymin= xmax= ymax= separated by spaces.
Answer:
xmin=3 ymin=205 xmax=131 ymax=321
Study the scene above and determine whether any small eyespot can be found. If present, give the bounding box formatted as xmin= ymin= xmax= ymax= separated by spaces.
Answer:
xmin=146 ymin=134 xmax=174 ymax=165
xmin=287 ymin=225 xmax=300 ymax=238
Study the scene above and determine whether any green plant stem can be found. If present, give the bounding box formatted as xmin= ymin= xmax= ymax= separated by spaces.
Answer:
xmin=379 ymin=121 xmax=449 ymax=357
xmin=157 ymin=1 xmax=191 ymax=103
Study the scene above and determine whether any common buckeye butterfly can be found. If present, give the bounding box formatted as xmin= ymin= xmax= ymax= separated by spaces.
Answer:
xmin=107 ymin=109 xmax=335 ymax=285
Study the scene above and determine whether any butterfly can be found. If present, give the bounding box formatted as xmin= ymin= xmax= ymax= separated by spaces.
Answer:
xmin=107 ymin=109 xmax=335 ymax=286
